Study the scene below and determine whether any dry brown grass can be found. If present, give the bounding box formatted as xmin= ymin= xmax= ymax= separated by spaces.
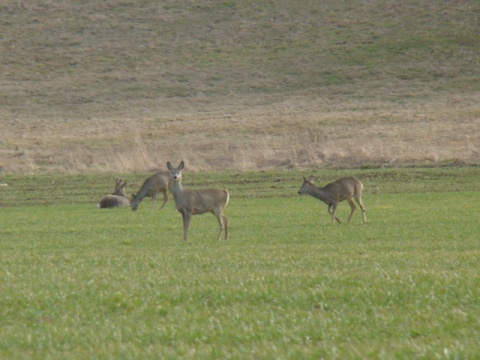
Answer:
xmin=2 ymin=94 xmax=478 ymax=173
xmin=0 ymin=0 xmax=478 ymax=173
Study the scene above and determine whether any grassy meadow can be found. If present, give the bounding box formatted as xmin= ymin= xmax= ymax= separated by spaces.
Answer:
xmin=1 ymin=0 xmax=479 ymax=358
xmin=1 ymin=167 xmax=480 ymax=358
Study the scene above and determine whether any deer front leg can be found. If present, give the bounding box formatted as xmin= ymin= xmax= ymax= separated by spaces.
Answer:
xmin=180 ymin=209 xmax=191 ymax=241
xmin=328 ymin=204 xmax=341 ymax=223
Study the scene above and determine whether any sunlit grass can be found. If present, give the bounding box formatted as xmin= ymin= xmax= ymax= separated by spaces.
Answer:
xmin=1 ymin=171 xmax=479 ymax=358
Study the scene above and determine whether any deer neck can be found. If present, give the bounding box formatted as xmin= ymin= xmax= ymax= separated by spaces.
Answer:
xmin=170 ymin=180 xmax=185 ymax=197
xmin=136 ymin=181 xmax=153 ymax=200
xmin=309 ymin=185 xmax=332 ymax=203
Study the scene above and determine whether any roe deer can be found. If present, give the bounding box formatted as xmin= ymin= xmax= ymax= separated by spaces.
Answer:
xmin=298 ymin=176 xmax=366 ymax=224
xmin=167 ymin=161 xmax=230 ymax=241
xmin=97 ymin=178 xmax=131 ymax=208
xmin=131 ymin=171 xmax=170 ymax=211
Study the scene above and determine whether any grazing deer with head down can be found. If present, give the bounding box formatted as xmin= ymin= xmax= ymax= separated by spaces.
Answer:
xmin=167 ymin=161 xmax=230 ymax=241
xmin=298 ymin=176 xmax=366 ymax=224
xmin=130 ymin=171 xmax=170 ymax=211
xmin=97 ymin=177 xmax=131 ymax=208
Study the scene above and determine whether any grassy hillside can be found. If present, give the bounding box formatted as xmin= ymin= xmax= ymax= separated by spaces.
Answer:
xmin=0 ymin=0 xmax=479 ymax=172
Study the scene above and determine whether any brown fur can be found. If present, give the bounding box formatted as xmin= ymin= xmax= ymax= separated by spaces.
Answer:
xmin=167 ymin=161 xmax=229 ymax=241
xmin=97 ymin=178 xmax=131 ymax=209
xmin=131 ymin=171 xmax=170 ymax=211
xmin=298 ymin=176 xmax=366 ymax=224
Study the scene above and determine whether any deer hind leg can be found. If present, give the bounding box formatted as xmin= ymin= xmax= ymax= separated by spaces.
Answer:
xmin=222 ymin=215 xmax=229 ymax=240
xmin=346 ymin=198 xmax=357 ymax=224
xmin=151 ymin=191 xmax=157 ymax=210
xmin=355 ymin=195 xmax=367 ymax=223
xmin=328 ymin=204 xmax=341 ymax=224
xmin=213 ymin=209 xmax=228 ymax=241
xmin=158 ymin=189 xmax=168 ymax=211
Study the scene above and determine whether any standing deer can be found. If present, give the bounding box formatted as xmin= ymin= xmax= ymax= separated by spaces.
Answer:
xmin=131 ymin=171 xmax=170 ymax=211
xmin=167 ymin=161 xmax=230 ymax=241
xmin=97 ymin=177 xmax=131 ymax=208
xmin=298 ymin=176 xmax=366 ymax=224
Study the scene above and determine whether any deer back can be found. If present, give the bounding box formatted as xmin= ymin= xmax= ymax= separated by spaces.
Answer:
xmin=333 ymin=177 xmax=363 ymax=199
xmin=97 ymin=178 xmax=130 ymax=208
xmin=149 ymin=171 xmax=170 ymax=191
xmin=132 ymin=171 xmax=170 ymax=204
xmin=180 ymin=189 xmax=229 ymax=214
xmin=97 ymin=195 xmax=130 ymax=208
xmin=299 ymin=176 xmax=362 ymax=204
xmin=139 ymin=171 xmax=170 ymax=196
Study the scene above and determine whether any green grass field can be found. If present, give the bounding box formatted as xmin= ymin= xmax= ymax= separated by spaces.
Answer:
xmin=1 ymin=167 xmax=479 ymax=358
xmin=1 ymin=1 xmax=479 ymax=357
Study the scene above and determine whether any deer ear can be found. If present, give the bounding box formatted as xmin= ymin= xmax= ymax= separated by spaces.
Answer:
xmin=303 ymin=176 xmax=313 ymax=185
xmin=308 ymin=175 xmax=315 ymax=183
xmin=167 ymin=162 xmax=173 ymax=170
xmin=179 ymin=161 xmax=185 ymax=170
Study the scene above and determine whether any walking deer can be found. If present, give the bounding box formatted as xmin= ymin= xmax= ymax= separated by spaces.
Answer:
xmin=131 ymin=171 xmax=170 ymax=211
xmin=167 ymin=161 xmax=230 ymax=241
xmin=298 ymin=176 xmax=366 ymax=224
xmin=97 ymin=177 xmax=131 ymax=208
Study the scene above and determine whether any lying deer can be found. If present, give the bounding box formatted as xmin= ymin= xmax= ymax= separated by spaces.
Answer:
xmin=298 ymin=176 xmax=366 ymax=224
xmin=97 ymin=177 xmax=131 ymax=208
xmin=131 ymin=171 xmax=170 ymax=211
xmin=167 ymin=161 xmax=230 ymax=241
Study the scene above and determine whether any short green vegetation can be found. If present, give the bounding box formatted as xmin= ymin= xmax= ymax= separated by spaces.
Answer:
xmin=1 ymin=167 xmax=479 ymax=358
